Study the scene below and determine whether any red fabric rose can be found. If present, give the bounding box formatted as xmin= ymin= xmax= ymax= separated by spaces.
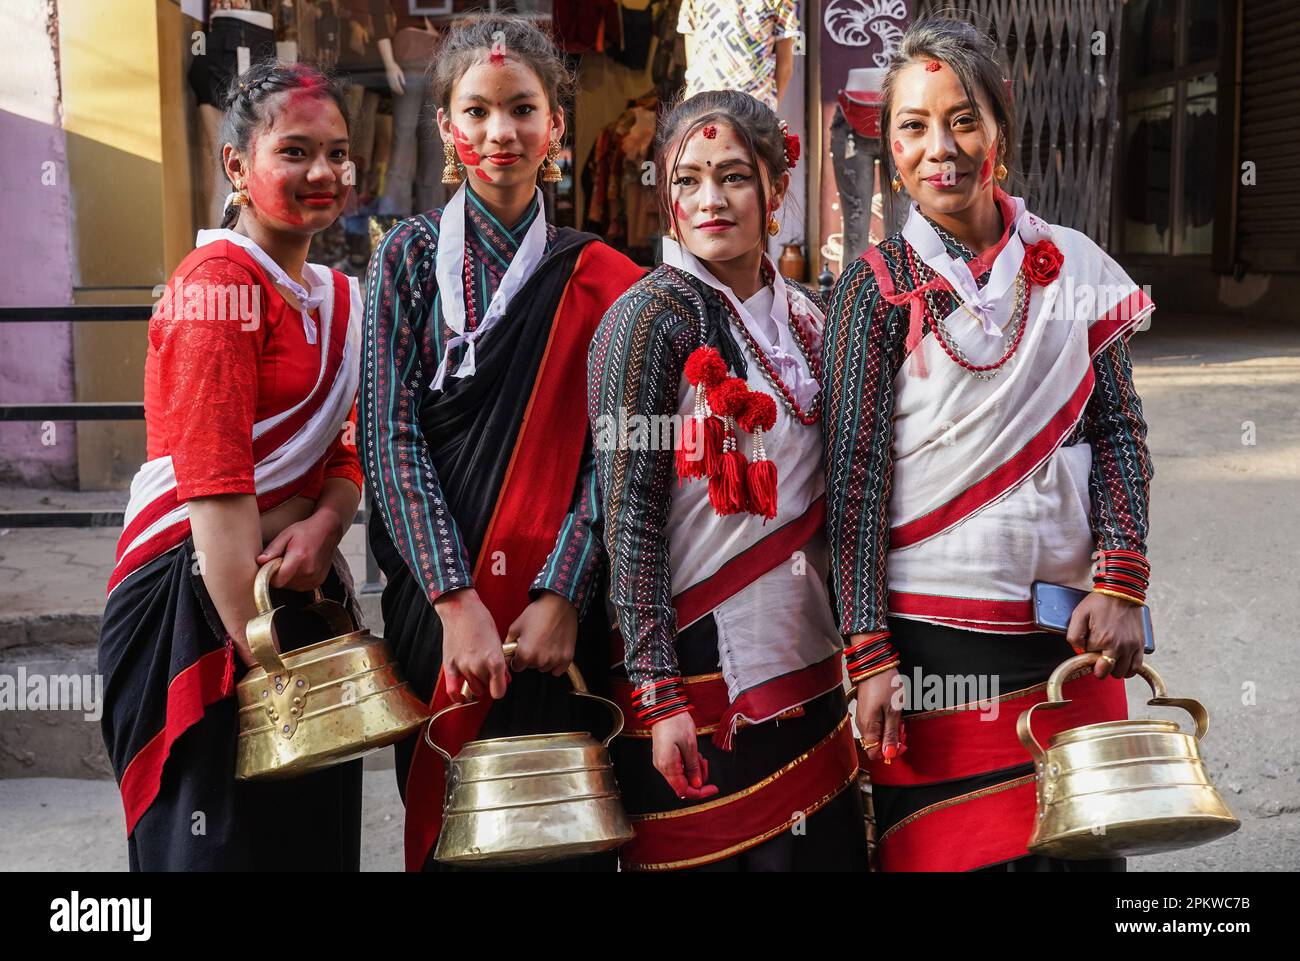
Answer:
xmin=1023 ymin=240 xmax=1063 ymax=286
xmin=784 ymin=133 xmax=801 ymax=170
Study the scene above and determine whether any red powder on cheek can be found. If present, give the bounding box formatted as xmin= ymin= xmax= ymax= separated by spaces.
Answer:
xmin=246 ymin=167 xmax=304 ymax=226
xmin=925 ymin=61 xmax=942 ymax=72
xmin=702 ymin=125 xmax=717 ymax=139
xmin=893 ymin=140 xmax=903 ymax=154
xmin=673 ymin=201 xmax=688 ymax=221
xmin=451 ymin=125 xmax=482 ymax=166
xmin=537 ymin=118 xmax=552 ymax=160
xmin=980 ymin=157 xmax=992 ymax=187
xmin=474 ymin=168 xmax=493 ymax=182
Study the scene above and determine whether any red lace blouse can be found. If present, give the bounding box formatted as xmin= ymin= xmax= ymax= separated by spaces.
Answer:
xmin=143 ymin=249 xmax=363 ymax=503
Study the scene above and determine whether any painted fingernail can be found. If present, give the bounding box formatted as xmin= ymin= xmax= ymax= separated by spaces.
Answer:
xmin=882 ymin=744 xmax=898 ymax=760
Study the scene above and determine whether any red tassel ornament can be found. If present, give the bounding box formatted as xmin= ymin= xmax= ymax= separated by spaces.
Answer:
xmin=739 ymin=390 xmax=779 ymax=520
xmin=709 ymin=441 xmax=749 ymax=516
xmin=746 ymin=457 xmax=778 ymax=519
xmin=677 ymin=347 xmax=730 ymax=483
xmin=675 ymin=414 xmax=708 ymax=481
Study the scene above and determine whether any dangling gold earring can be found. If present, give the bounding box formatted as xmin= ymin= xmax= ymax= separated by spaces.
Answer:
xmin=767 ymin=216 xmax=780 ymax=237
xmin=542 ymin=140 xmax=562 ymax=183
xmin=442 ymin=142 xmax=463 ymax=185
xmin=891 ymin=173 xmax=903 ymax=193
xmin=994 ymin=161 xmax=1008 ymax=181
xmin=223 ymin=181 xmax=249 ymax=216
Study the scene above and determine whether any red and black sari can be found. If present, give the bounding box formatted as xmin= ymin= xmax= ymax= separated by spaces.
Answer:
xmin=362 ymin=203 xmax=644 ymax=872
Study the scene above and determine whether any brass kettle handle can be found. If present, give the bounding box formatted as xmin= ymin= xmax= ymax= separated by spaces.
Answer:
xmin=247 ymin=557 xmax=347 ymax=677
xmin=422 ymin=641 xmax=626 ymax=762
xmin=254 ymin=556 xmax=326 ymax=614
xmin=1017 ymin=652 xmax=1210 ymax=764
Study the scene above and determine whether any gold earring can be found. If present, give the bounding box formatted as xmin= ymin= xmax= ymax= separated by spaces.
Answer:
xmin=223 ymin=181 xmax=249 ymax=215
xmin=891 ymin=173 xmax=903 ymax=193
xmin=541 ymin=140 xmax=562 ymax=183
xmin=767 ymin=216 xmax=780 ymax=237
xmin=442 ymin=142 xmax=463 ymax=185
xmin=995 ymin=162 xmax=1008 ymax=181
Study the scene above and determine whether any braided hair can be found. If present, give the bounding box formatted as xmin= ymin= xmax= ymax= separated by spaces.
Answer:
xmin=218 ymin=59 xmax=351 ymax=229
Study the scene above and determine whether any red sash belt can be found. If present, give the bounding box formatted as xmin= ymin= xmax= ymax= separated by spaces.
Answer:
xmin=620 ymin=716 xmax=860 ymax=871
xmin=610 ymin=672 xmax=810 ymax=738
xmin=868 ymin=669 xmax=1128 ymax=788
xmin=878 ymin=774 xmax=1039 ymax=872
xmin=870 ymin=670 xmax=1128 ymax=871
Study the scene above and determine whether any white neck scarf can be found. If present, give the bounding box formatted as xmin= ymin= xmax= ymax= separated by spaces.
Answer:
xmin=432 ymin=183 xmax=549 ymax=391
xmin=195 ymin=229 xmax=327 ymax=344
xmin=900 ymin=195 xmax=1052 ymax=338
xmin=661 ymin=237 xmax=821 ymax=409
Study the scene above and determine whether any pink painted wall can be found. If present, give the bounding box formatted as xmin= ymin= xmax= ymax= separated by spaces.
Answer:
xmin=0 ymin=5 xmax=77 ymax=488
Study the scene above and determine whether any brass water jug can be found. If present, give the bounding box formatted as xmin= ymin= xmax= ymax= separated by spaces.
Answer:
xmin=235 ymin=558 xmax=430 ymax=780
xmin=428 ymin=644 xmax=635 ymax=866
xmin=1018 ymin=653 xmax=1240 ymax=858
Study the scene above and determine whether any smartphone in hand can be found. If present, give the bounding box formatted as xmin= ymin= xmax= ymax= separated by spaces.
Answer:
xmin=1031 ymin=581 xmax=1155 ymax=654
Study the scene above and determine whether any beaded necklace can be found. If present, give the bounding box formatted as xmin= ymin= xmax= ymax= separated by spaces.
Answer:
xmin=719 ymin=290 xmax=823 ymax=425
xmin=905 ymin=241 xmax=1029 ymax=381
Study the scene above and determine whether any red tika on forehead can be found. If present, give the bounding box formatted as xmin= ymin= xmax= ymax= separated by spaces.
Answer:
xmin=702 ymin=125 xmax=718 ymax=139
xmin=925 ymin=61 xmax=942 ymax=72
xmin=489 ymin=49 xmax=506 ymax=66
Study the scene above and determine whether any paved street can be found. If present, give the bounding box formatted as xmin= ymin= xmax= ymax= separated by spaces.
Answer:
xmin=1 ymin=313 xmax=1297 ymax=871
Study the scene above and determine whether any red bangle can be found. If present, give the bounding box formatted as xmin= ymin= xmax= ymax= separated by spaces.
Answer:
xmin=1094 ymin=549 xmax=1150 ymax=603
xmin=630 ymin=678 xmax=692 ymax=726
xmin=845 ymin=633 xmax=899 ymax=685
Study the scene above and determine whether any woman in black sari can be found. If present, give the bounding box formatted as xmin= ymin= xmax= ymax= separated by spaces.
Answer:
xmin=360 ymin=15 xmax=643 ymax=872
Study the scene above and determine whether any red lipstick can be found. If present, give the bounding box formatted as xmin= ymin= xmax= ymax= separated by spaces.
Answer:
xmin=924 ymin=171 xmax=967 ymax=189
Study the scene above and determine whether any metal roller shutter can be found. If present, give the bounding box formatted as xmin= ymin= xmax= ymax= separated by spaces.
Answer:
xmin=1236 ymin=0 xmax=1300 ymax=272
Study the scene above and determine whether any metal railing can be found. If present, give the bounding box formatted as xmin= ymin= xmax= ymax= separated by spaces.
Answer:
xmin=0 ymin=304 xmax=382 ymax=593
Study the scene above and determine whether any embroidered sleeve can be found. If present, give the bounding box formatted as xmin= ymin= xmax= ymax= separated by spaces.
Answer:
xmin=588 ymin=284 xmax=694 ymax=687
xmin=156 ymin=259 xmax=263 ymax=501
xmin=1083 ymin=336 xmax=1154 ymax=558
xmin=360 ymin=218 xmax=475 ymax=603
xmin=822 ymin=252 xmax=907 ymax=636
xmin=530 ymin=438 xmax=604 ymax=617
xmin=322 ymin=402 xmax=364 ymax=493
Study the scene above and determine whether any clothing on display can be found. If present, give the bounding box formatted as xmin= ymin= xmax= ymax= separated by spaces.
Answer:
xmin=188 ymin=10 xmax=277 ymax=108
xmin=830 ymin=106 xmax=908 ymax=267
xmin=581 ymin=97 xmax=660 ymax=259
xmin=677 ymin=0 xmax=800 ymax=110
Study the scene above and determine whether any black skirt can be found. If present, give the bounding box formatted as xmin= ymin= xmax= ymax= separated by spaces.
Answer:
xmin=99 ymin=541 xmax=363 ymax=872
xmin=612 ymin=615 xmax=869 ymax=872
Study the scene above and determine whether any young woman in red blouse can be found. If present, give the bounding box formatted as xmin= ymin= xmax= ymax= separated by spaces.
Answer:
xmin=99 ymin=60 xmax=366 ymax=871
